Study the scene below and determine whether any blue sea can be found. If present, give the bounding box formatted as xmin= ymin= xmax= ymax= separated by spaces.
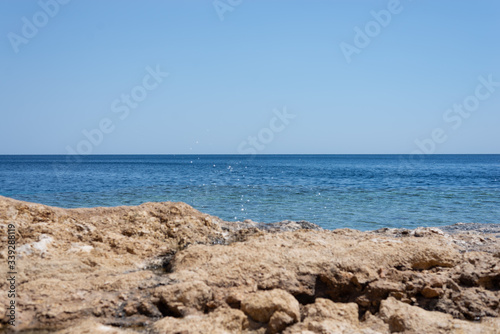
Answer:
xmin=0 ymin=155 xmax=499 ymax=230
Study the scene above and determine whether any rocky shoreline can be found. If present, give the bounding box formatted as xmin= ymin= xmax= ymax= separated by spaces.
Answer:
xmin=0 ymin=196 xmax=499 ymax=333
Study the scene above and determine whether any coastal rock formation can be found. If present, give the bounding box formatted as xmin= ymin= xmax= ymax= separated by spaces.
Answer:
xmin=0 ymin=195 xmax=499 ymax=333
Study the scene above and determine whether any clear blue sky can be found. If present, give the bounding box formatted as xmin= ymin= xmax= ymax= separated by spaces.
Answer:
xmin=1 ymin=0 xmax=499 ymax=154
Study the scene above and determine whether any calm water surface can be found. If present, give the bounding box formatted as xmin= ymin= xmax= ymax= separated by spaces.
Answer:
xmin=0 ymin=155 xmax=499 ymax=230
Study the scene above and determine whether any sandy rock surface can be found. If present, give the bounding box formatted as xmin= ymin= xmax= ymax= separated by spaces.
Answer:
xmin=0 ymin=196 xmax=499 ymax=333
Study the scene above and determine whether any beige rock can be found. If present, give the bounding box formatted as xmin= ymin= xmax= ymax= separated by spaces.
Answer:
xmin=153 ymin=307 xmax=249 ymax=334
xmin=286 ymin=299 xmax=388 ymax=334
xmin=422 ymin=286 xmax=443 ymax=298
xmin=54 ymin=319 xmax=136 ymax=333
xmin=302 ymin=298 xmax=359 ymax=324
xmin=269 ymin=311 xmax=296 ymax=333
xmin=0 ymin=196 xmax=499 ymax=333
xmin=379 ymin=297 xmax=500 ymax=334
xmin=241 ymin=289 xmax=300 ymax=324
xmin=154 ymin=281 xmax=213 ymax=316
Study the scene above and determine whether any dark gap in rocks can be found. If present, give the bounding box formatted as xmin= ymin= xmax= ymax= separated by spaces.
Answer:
xmin=137 ymin=302 xmax=163 ymax=318
xmin=458 ymin=274 xmax=477 ymax=288
xmin=161 ymin=250 xmax=177 ymax=274
xmin=227 ymin=300 xmax=241 ymax=310
xmin=357 ymin=307 xmax=368 ymax=321
xmin=458 ymin=272 xmax=500 ymax=292
xmin=154 ymin=300 xmax=182 ymax=318
xmin=489 ymin=275 xmax=500 ymax=291
xmin=312 ymin=275 xmax=331 ymax=300
xmin=293 ymin=292 xmax=316 ymax=305
xmin=479 ymin=274 xmax=500 ymax=292
xmin=415 ymin=296 xmax=439 ymax=312
xmin=225 ymin=293 xmax=242 ymax=309
xmin=305 ymin=274 xmax=370 ymax=313
xmin=317 ymin=274 xmax=365 ymax=305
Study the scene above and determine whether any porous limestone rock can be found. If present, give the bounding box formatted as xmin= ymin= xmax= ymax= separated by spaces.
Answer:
xmin=0 ymin=196 xmax=498 ymax=333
